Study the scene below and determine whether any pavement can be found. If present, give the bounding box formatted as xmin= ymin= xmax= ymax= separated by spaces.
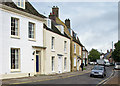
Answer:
xmin=1 ymin=65 xmax=93 ymax=85
xmin=103 ymin=70 xmax=120 ymax=85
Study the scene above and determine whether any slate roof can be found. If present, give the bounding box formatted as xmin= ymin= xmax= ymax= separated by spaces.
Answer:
xmin=0 ymin=0 xmax=46 ymax=18
xmin=82 ymin=46 xmax=88 ymax=52
xmin=72 ymin=30 xmax=83 ymax=47
xmin=104 ymin=51 xmax=112 ymax=59
xmin=43 ymin=21 xmax=70 ymax=39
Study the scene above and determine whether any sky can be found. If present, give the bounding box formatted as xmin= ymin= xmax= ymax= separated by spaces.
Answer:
xmin=30 ymin=1 xmax=118 ymax=53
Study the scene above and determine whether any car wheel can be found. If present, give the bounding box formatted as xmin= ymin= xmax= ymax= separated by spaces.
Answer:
xmin=90 ymin=74 xmax=93 ymax=77
xmin=104 ymin=74 xmax=106 ymax=76
xmin=101 ymin=75 xmax=104 ymax=78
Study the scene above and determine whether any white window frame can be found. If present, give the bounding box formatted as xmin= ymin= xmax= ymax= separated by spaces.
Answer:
xmin=15 ymin=0 xmax=25 ymax=9
xmin=51 ymin=56 xmax=55 ymax=72
xmin=83 ymin=52 xmax=85 ymax=58
xmin=11 ymin=48 xmax=20 ymax=72
xmin=11 ymin=17 xmax=19 ymax=38
xmin=64 ymin=57 xmax=67 ymax=70
xmin=28 ymin=22 xmax=35 ymax=40
xmin=51 ymin=37 xmax=55 ymax=50
xmin=64 ymin=41 xmax=67 ymax=53
xmin=74 ymin=43 xmax=76 ymax=53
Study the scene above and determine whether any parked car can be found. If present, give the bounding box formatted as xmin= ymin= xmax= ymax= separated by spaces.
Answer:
xmin=90 ymin=65 xmax=106 ymax=78
xmin=114 ymin=62 xmax=120 ymax=70
xmin=97 ymin=59 xmax=105 ymax=66
xmin=105 ymin=62 xmax=110 ymax=66
xmin=89 ymin=62 xmax=94 ymax=65
xmin=89 ymin=62 xmax=97 ymax=65
xmin=110 ymin=63 xmax=114 ymax=66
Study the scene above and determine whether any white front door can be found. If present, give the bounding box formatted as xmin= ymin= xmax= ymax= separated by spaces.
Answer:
xmin=79 ymin=59 xmax=81 ymax=66
xmin=58 ymin=56 xmax=62 ymax=73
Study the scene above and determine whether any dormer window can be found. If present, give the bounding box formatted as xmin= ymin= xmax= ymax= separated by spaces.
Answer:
xmin=47 ymin=19 xmax=51 ymax=28
xmin=55 ymin=25 xmax=64 ymax=34
xmin=13 ymin=0 xmax=25 ymax=9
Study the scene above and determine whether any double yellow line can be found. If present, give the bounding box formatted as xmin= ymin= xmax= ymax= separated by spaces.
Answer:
xmin=96 ymin=70 xmax=115 ymax=86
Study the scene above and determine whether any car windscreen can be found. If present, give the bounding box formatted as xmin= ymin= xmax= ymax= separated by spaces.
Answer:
xmin=116 ymin=63 xmax=120 ymax=65
xmin=93 ymin=66 xmax=104 ymax=70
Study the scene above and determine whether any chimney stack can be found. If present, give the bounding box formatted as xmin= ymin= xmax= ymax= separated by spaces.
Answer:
xmin=65 ymin=19 xmax=70 ymax=28
xmin=52 ymin=6 xmax=59 ymax=17
xmin=49 ymin=12 xmax=56 ymax=21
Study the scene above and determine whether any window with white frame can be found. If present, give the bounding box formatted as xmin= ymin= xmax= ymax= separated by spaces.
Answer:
xmin=11 ymin=48 xmax=20 ymax=69
xmin=64 ymin=41 xmax=67 ymax=52
xmin=28 ymin=22 xmax=35 ymax=39
xmin=83 ymin=52 xmax=85 ymax=58
xmin=79 ymin=46 xmax=81 ymax=55
xmin=51 ymin=56 xmax=55 ymax=71
xmin=74 ymin=43 xmax=76 ymax=53
xmin=74 ymin=57 xmax=76 ymax=66
xmin=15 ymin=0 xmax=25 ymax=9
xmin=64 ymin=57 xmax=67 ymax=70
xmin=11 ymin=17 xmax=19 ymax=36
xmin=51 ymin=37 xmax=55 ymax=50
xmin=47 ymin=19 xmax=51 ymax=28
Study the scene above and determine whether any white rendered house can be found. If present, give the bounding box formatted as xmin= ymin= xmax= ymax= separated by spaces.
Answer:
xmin=0 ymin=0 xmax=46 ymax=79
xmin=43 ymin=21 xmax=71 ymax=74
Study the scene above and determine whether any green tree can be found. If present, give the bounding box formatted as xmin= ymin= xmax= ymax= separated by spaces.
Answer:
xmin=112 ymin=41 xmax=120 ymax=62
xmin=88 ymin=48 xmax=100 ymax=62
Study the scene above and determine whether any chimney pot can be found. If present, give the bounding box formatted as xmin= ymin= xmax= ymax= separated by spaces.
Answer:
xmin=52 ymin=6 xmax=59 ymax=17
xmin=65 ymin=19 xmax=70 ymax=28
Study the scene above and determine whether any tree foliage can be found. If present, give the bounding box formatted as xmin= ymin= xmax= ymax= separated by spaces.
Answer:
xmin=88 ymin=48 xmax=100 ymax=62
xmin=112 ymin=41 xmax=120 ymax=62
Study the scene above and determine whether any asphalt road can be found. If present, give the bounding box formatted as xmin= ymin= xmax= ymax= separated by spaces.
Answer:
xmin=26 ymin=66 xmax=114 ymax=85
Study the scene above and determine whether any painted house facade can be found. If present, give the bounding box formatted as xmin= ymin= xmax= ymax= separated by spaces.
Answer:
xmin=43 ymin=22 xmax=70 ymax=74
xmin=49 ymin=6 xmax=83 ymax=72
xmin=0 ymin=0 xmax=47 ymax=79
xmin=82 ymin=47 xmax=88 ymax=66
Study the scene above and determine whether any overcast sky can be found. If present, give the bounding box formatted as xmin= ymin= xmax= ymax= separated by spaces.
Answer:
xmin=30 ymin=1 xmax=118 ymax=53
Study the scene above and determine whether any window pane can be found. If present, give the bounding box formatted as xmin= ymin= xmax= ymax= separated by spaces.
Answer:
xmin=11 ymin=49 xmax=19 ymax=69
xmin=11 ymin=17 xmax=18 ymax=36
xmin=17 ymin=0 xmax=20 ymax=6
xmin=64 ymin=58 xmax=66 ymax=70
xmin=51 ymin=37 xmax=54 ymax=49
xmin=29 ymin=22 xmax=34 ymax=39
xmin=52 ymin=57 xmax=54 ymax=71
xmin=21 ymin=0 xmax=24 ymax=7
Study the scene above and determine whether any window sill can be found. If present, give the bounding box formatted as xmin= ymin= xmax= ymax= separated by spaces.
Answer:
xmin=28 ymin=38 xmax=36 ymax=42
xmin=64 ymin=52 xmax=67 ymax=54
xmin=52 ymin=71 xmax=55 ymax=73
xmin=51 ymin=49 xmax=55 ymax=52
xmin=11 ymin=35 xmax=20 ymax=39
xmin=74 ymin=52 xmax=76 ymax=55
xmin=11 ymin=69 xmax=21 ymax=72
xmin=64 ymin=70 xmax=66 ymax=72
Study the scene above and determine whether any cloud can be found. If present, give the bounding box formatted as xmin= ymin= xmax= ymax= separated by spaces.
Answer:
xmin=30 ymin=2 xmax=118 ymax=53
